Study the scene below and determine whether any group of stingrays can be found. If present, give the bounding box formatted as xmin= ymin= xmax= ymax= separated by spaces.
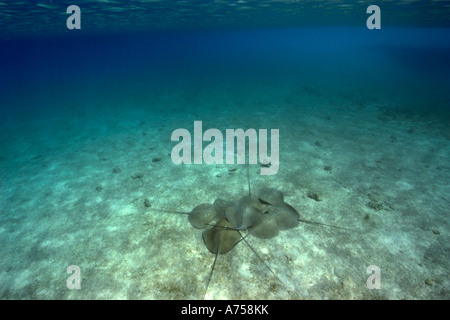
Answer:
xmin=153 ymin=166 xmax=350 ymax=299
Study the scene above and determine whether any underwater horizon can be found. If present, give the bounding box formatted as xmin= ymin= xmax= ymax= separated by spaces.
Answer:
xmin=0 ymin=1 xmax=449 ymax=302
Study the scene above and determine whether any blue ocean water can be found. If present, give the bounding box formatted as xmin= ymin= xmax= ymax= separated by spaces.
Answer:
xmin=2 ymin=27 xmax=449 ymax=123
xmin=0 ymin=1 xmax=449 ymax=300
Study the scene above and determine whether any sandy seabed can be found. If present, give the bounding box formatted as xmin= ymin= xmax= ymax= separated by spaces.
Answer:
xmin=0 ymin=88 xmax=449 ymax=300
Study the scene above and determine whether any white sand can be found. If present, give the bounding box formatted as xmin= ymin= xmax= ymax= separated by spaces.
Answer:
xmin=0 ymin=88 xmax=449 ymax=300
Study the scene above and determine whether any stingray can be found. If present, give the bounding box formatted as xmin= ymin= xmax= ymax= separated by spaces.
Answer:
xmin=257 ymin=187 xmax=284 ymax=206
xmin=256 ymin=187 xmax=352 ymax=232
xmin=224 ymin=196 xmax=265 ymax=230
xmin=257 ymin=188 xmax=300 ymax=231
xmin=236 ymin=187 xmax=299 ymax=237
xmin=240 ymin=194 xmax=269 ymax=213
xmin=248 ymin=214 xmax=279 ymax=239
xmin=202 ymin=220 xmax=242 ymax=255
xmin=201 ymin=219 xmax=243 ymax=299
xmin=213 ymin=198 xmax=234 ymax=220
xmin=201 ymin=219 xmax=281 ymax=299
xmin=188 ymin=203 xmax=218 ymax=229
xmin=267 ymin=202 xmax=300 ymax=230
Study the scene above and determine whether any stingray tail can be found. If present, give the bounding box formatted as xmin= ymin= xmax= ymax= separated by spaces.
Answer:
xmin=297 ymin=218 xmax=353 ymax=231
xmin=148 ymin=208 xmax=189 ymax=215
xmin=239 ymin=231 xmax=283 ymax=285
xmin=204 ymin=250 xmax=219 ymax=300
